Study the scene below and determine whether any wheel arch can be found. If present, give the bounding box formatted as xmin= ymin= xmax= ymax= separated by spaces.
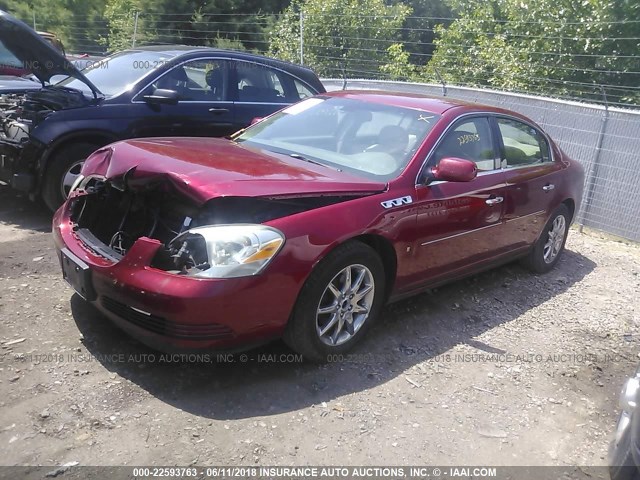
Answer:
xmin=348 ymin=233 xmax=398 ymax=301
xmin=562 ymin=198 xmax=576 ymax=223
xmin=37 ymin=130 xmax=119 ymax=189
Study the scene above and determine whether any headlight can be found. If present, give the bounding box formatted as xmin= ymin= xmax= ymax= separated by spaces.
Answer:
xmin=170 ymin=224 xmax=285 ymax=279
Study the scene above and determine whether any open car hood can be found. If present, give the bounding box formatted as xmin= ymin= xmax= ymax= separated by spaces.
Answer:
xmin=82 ymin=137 xmax=387 ymax=204
xmin=0 ymin=10 xmax=101 ymax=97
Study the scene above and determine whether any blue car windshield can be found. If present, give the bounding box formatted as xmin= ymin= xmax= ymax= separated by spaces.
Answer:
xmin=55 ymin=50 xmax=176 ymax=97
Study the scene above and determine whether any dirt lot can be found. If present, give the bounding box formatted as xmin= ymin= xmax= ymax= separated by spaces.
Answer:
xmin=0 ymin=185 xmax=638 ymax=469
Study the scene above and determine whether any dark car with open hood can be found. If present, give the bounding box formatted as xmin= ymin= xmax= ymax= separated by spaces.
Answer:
xmin=53 ymin=91 xmax=585 ymax=361
xmin=0 ymin=10 xmax=325 ymax=210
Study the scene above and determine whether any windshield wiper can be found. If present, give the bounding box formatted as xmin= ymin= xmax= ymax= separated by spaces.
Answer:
xmin=289 ymin=153 xmax=342 ymax=172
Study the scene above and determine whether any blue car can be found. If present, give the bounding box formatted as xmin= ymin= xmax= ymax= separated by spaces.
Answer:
xmin=0 ymin=10 xmax=325 ymax=210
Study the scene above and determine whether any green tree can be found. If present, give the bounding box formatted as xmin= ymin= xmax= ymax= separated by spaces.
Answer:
xmin=425 ymin=0 xmax=640 ymax=106
xmin=0 ymin=0 xmax=108 ymax=54
xmin=101 ymin=0 xmax=287 ymax=54
xmin=269 ymin=0 xmax=411 ymax=77
xmin=101 ymin=0 xmax=141 ymax=52
xmin=380 ymin=43 xmax=417 ymax=80
xmin=400 ymin=0 xmax=452 ymax=69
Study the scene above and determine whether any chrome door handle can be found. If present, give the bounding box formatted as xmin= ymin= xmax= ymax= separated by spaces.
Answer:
xmin=543 ymin=184 xmax=555 ymax=191
xmin=209 ymin=108 xmax=230 ymax=114
xmin=485 ymin=196 xmax=504 ymax=206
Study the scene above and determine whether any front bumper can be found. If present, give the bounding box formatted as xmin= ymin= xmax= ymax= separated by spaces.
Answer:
xmin=0 ymin=138 xmax=36 ymax=191
xmin=52 ymin=202 xmax=301 ymax=353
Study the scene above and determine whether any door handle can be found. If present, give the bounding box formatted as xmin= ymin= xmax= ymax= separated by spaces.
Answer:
xmin=543 ymin=184 xmax=555 ymax=192
xmin=209 ymin=108 xmax=229 ymax=114
xmin=485 ymin=196 xmax=504 ymax=206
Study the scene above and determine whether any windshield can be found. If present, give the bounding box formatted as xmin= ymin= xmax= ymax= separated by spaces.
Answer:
xmin=235 ymin=97 xmax=440 ymax=181
xmin=55 ymin=50 xmax=176 ymax=97
xmin=0 ymin=40 xmax=23 ymax=71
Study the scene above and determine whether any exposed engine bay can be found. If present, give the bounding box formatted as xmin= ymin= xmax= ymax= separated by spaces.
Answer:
xmin=69 ymin=178 xmax=355 ymax=276
xmin=0 ymin=87 xmax=90 ymax=142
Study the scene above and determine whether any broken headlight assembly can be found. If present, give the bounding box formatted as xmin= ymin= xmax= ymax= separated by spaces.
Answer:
xmin=69 ymin=174 xmax=85 ymax=194
xmin=168 ymin=224 xmax=285 ymax=279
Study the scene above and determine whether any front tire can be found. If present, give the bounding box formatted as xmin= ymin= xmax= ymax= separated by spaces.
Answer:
xmin=609 ymin=417 xmax=640 ymax=480
xmin=522 ymin=204 xmax=570 ymax=273
xmin=284 ymin=241 xmax=386 ymax=362
xmin=41 ymin=143 xmax=101 ymax=211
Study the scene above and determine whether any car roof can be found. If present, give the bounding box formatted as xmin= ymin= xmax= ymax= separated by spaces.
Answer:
xmin=324 ymin=90 xmax=510 ymax=116
xmin=121 ymin=45 xmax=319 ymax=77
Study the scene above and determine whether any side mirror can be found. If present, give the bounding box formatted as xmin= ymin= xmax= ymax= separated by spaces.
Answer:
xmin=142 ymin=89 xmax=179 ymax=105
xmin=250 ymin=117 xmax=264 ymax=125
xmin=430 ymin=157 xmax=478 ymax=182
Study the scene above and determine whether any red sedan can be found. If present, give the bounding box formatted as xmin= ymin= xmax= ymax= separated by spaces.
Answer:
xmin=53 ymin=91 xmax=584 ymax=361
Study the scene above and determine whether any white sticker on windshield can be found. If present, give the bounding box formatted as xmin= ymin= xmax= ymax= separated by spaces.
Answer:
xmin=282 ymin=97 xmax=325 ymax=115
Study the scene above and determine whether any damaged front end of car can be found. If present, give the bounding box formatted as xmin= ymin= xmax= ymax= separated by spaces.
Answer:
xmin=52 ymin=137 xmax=386 ymax=351
xmin=0 ymin=88 xmax=92 ymax=190
xmin=66 ymin=168 xmax=365 ymax=280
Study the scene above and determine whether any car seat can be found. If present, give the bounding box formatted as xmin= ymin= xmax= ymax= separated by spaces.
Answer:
xmin=205 ymin=68 xmax=224 ymax=100
xmin=370 ymin=125 xmax=409 ymax=157
xmin=155 ymin=67 xmax=191 ymax=99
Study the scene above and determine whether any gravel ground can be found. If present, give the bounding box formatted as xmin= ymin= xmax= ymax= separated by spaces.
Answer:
xmin=0 ymin=185 xmax=638 ymax=469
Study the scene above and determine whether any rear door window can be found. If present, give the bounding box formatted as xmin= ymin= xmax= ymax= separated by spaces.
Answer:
xmin=235 ymin=62 xmax=289 ymax=103
xmin=496 ymin=118 xmax=551 ymax=168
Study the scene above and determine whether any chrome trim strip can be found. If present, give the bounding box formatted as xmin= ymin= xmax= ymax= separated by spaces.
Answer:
xmin=234 ymin=101 xmax=289 ymax=106
xmin=505 ymin=210 xmax=546 ymax=223
xmin=131 ymin=100 xmax=234 ymax=105
xmin=420 ymin=222 xmax=502 ymax=246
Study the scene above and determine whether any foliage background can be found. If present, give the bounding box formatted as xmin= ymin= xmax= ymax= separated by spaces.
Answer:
xmin=0 ymin=0 xmax=638 ymax=106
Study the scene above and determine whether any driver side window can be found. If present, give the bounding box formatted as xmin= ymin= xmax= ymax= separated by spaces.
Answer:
xmin=142 ymin=60 xmax=230 ymax=101
xmin=432 ymin=117 xmax=496 ymax=171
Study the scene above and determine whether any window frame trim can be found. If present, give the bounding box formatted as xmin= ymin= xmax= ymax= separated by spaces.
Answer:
xmin=415 ymin=112 xmax=557 ymax=186
xmin=492 ymin=114 xmax=554 ymax=170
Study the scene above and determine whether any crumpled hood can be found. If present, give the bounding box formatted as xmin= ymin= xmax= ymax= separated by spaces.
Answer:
xmin=0 ymin=10 xmax=101 ymax=96
xmin=82 ymin=137 xmax=387 ymax=204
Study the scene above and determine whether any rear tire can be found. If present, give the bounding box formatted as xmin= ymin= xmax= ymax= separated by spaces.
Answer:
xmin=41 ymin=143 xmax=101 ymax=212
xmin=522 ymin=204 xmax=570 ymax=274
xmin=284 ymin=241 xmax=386 ymax=362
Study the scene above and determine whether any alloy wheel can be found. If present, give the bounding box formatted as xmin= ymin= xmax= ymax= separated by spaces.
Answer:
xmin=315 ymin=264 xmax=376 ymax=346
xmin=543 ymin=215 xmax=566 ymax=263
xmin=61 ymin=160 xmax=85 ymax=199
